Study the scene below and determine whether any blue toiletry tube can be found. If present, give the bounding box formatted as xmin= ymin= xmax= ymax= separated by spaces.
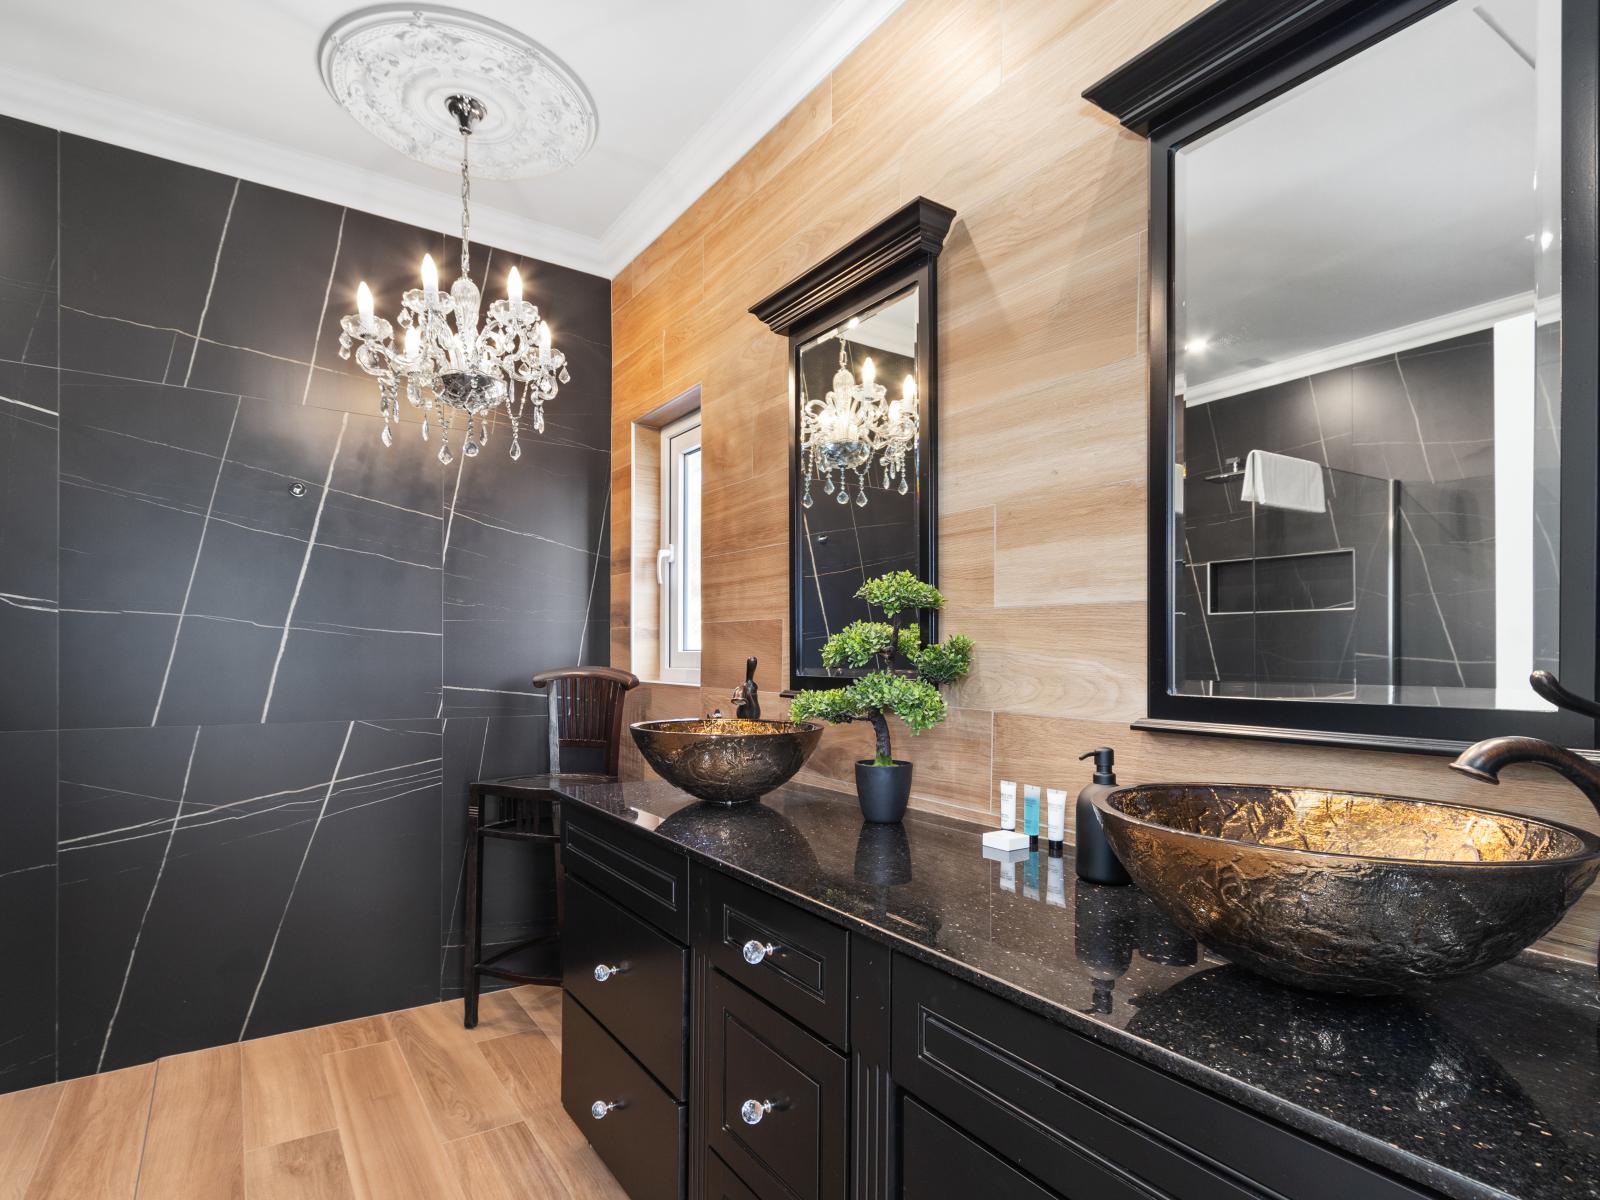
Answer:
xmin=1023 ymin=784 xmax=1041 ymax=842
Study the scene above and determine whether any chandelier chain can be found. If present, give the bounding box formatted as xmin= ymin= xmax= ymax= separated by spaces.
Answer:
xmin=459 ymin=129 xmax=472 ymax=277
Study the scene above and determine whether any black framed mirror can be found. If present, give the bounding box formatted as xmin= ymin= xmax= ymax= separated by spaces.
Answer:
xmin=750 ymin=198 xmax=955 ymax=691
xmin=1087 ymin=0 xmax=1599 ymax=752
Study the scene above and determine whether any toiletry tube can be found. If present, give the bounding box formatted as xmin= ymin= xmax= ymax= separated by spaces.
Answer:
xmin=1000 ymin=780 xmax=1017 ymax=830
xmin=1046 ymin=788 xmax=1067 ymax=854
xmin=1023 ymin=784 xmax=1041 ymax=845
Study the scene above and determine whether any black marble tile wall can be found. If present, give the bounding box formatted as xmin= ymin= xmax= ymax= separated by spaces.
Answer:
xmin=1179 ymin=331 xmax=1496 ymax=693
xmin=0 ymin=114 xmax=610 ymax=1090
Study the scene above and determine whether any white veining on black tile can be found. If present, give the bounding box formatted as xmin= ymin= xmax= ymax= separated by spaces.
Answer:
xmin=261 ymin=413 xmax=347 ymax=722
xmin=240 ymin=719 xmax=355 ymax=1038
xmin=181 ymin=178 xmax=240 ymax=387
xmin=301 ymin=207 xmax=348 ymax=406
xmin=96 ymin=726 xmax=201 ymax=1071
xmin=2 ymin=112 xmax=609 ymax=1089
xmin=152 ymin=397 xmax=241 ymax=725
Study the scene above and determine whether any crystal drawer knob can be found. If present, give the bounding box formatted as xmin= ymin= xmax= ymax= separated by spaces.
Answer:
xmin=742 ymin=939 xmax=778 ymax=966
xmin=740 ymin=1099 xmax=774 ymax=1125
xmin=591 ymin=1100 xmax=618 ymax=1120
xmin=593 ymin=963 xmax=624 ymax=982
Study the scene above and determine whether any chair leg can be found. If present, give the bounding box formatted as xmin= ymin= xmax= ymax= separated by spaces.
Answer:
xmin=463 ymin=794 xmax=486 ymax=1029
xmin=551 ymin=800 xmax=565 ymax=945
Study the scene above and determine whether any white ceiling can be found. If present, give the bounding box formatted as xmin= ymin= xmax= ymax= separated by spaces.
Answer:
xmin=0 ymin=0 xmax=904 ymax=277
xmin=1176 ymin=0 xmax=1556 ymax=401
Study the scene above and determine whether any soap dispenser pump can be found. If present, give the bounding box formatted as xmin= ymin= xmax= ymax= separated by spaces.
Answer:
xmin=1075 ymin=747 xmax=1131 ymax=886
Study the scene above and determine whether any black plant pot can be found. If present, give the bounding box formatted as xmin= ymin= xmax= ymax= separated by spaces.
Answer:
xmin=855 ymin=760 xmax=912 ymax=823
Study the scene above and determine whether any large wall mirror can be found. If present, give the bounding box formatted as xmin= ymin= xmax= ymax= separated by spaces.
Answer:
xmin=1088 ymin=0 xmax=1598 ymax=750
xmin=750 ymin=198 xmax=954 ymax=691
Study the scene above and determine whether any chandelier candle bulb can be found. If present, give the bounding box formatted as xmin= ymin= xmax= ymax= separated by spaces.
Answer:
xmin=507 ymin=266 xmax=522 ymax=304
xmin=421 ymin=253 xmax=439 ymax=301
xmin=356 ymin=281 xmax=374 ymax=327
xmin=538 ymin=320 xmax=552 ymax=356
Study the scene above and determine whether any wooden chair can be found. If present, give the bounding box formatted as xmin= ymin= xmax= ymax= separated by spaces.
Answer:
xmin=462 ymin=665 xmax=639 ymax=1028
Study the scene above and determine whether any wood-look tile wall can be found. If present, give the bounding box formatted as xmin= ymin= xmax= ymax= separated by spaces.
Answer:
xmin=610 ymin=0 xmax=1598 ymax=964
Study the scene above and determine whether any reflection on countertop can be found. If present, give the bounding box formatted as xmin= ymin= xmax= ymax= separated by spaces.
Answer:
xmin=543 ymin=777 xmax=1600 ymax=1200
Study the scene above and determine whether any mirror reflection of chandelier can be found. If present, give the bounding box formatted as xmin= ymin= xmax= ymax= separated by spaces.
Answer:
xmin=800 ymin=335 xmax=919 ymax=508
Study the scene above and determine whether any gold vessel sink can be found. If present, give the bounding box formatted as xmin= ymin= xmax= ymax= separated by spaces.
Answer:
xmin=630 ymin=718 xmax=822 ymax=805
xmin=1093 ymin=784 xmax=1600 ymax=994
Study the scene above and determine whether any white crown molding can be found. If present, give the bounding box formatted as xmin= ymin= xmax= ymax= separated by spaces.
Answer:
xmin=0 ymin=66 xmax=609 ymax=276
xmin=1180 ymin=291 xmax=1542 ymax=405
xmin=0 ymin=0 xmax=905 ymax=282
xmin=596 ymin=0 xmax=908 ymax=277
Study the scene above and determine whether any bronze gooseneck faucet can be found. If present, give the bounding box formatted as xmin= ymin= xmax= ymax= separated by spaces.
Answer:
xmin=1449 ymin=671 xmax=1600 ymax=977
xmin=731 ymin=656 xmax=760 ymax=721
xmin=1448 ymin=671 xmax=1600 ymax=812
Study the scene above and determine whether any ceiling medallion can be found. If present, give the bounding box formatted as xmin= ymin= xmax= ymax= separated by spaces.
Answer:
xmin=318 ymin=5 xmax=598 ymax=179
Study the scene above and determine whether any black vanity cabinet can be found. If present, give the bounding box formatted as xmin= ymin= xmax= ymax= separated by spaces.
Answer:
xmin=889 ymin=956 xmax=1429 ymax=1200
xmin=557 ymin=792 xmax=1503 ymax=1200
xmin=558 ymin=843 xmax=1442 ymax=1200
xmin=693 ymin=867 xmax=851 ymax=1200
xmin=560 ymin=806 xmax=692 ymax=1200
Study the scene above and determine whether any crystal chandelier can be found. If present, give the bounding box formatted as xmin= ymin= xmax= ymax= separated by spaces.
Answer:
xmin=339 ymin=94 xmax=569 ymax=466
xmin=800 ymin=335 xmax=919 ymax=508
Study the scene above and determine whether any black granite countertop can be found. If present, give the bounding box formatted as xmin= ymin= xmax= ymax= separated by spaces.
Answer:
xmin=541 ymin=777 xmax=1600 ymax=1200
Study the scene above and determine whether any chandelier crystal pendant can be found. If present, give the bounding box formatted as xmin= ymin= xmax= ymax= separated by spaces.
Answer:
xmin=800 ymin=336 xmax=919 ymax=509
xmin=339 ymin=94 xmax=569 ymax=466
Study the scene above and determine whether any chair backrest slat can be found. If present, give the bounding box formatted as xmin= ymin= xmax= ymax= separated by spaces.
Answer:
xmin=531 ymin=666 xmax=641 ymax=778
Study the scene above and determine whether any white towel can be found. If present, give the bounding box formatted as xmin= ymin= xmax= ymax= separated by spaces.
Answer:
xmin=1240 ymin=450 xmax=1326 ymax=513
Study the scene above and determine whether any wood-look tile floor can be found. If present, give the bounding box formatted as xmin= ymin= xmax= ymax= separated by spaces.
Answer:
xmin=0 ymin=986 xmax=627 ymax=1200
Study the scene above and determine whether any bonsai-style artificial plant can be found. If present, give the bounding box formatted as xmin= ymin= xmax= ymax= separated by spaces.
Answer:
xmin=789 ymin=570 xmax=972 ymax=821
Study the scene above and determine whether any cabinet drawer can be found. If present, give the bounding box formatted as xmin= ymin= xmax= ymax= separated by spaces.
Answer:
xmin=563 ymin=875 xmax=689 ymax=1099
xmin=564 ymin=804 xmax=690 ymax=941
xmin=695 ymin=866 xmax=849 ymax=1048
xmin=703 ymin=967 xmax=847 ymax=1200
xmin=902 ymin=1098 xmax=1062 ymax=1200
xmin=703 ymin=1151 xmax=762 ymax=1200
xmin=561 ymin=992 xmax=685 ymax=1200
xmin=892 ymin=956 xmax=1432 ymax=1200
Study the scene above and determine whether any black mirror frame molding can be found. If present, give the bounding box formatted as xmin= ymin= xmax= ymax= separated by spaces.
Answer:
xmin=1085 ymin=0 xmax=1600 ymax=755
xmin=751 ymin=197 xmax=956 ymax=693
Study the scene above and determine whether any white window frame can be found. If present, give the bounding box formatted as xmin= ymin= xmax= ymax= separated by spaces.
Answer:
xmin=658 ymin=410 xmax=702 ymax=683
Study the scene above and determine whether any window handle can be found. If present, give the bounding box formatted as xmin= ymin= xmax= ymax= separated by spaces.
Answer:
xmin=656 ymin=545 xmax=675 ymax=585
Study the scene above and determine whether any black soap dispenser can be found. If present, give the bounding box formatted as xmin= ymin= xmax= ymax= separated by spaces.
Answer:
xmin=1075 ymin=747 xmax=1131 ymax=886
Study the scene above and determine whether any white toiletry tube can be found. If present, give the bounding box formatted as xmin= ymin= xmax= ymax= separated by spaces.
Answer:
xmin=999 ymin=780 xmax=1017 ymax=830
xmin=1046 ymin=788 xmax=1067 ymax=848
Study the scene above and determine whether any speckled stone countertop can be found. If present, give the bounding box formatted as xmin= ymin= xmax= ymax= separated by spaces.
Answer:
xmin=545 ymin=777 xmax=1600 ymax=1200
